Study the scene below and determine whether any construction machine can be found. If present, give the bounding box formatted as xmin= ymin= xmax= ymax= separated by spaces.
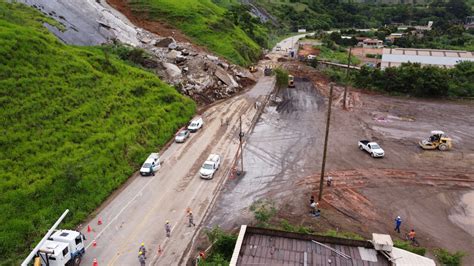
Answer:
xmin=249 ymin=65 xmax=258 ymax=73
xmin=419 ymin=130 xmax=452 ymax=151
xmin=288 ymin=75 xmax=295 ymax=88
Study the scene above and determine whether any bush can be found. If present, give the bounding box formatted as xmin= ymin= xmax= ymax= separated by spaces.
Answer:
xmin=274 ymin=68 xmax=289 ymax=89
xmin=433 ymin=248 xmax=465 ymax=266
xmin=250 ymin=199 xmax=276 ymax=227
xmin=201 ymin=226 xmax=238 ymax=265
xmin=323 ymin=230 xmax=364 ymax=240
xmin=393 ymin=240 xmax=426 ymax=256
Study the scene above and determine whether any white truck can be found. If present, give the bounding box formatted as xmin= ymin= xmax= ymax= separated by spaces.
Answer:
xmin=199 ymin=154 xmax=221 ymax=179
xmin=358 ymin=140 xmax=385 ymax=158
xmin=188 ymin=117 xmax=204 ymax=133
xmin=22 ymin=210 xmax=86 ymax=266
xmin=140 ymin=153 xmax=161 ymax=176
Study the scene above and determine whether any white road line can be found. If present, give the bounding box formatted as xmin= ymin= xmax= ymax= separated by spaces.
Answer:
xmin=85 ymin=175 xmax=158 ymax=250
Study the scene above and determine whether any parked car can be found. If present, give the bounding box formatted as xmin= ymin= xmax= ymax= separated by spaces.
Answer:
xmin=188 ymin=117 xmax=203 ymax=133
xmin=358 ymin=140 xmax=385 ymax=158
xmin=175 ymin=129 xmax=190 ymax=143
xmin=140 ymin=153 xmax=161 ymax=176
xmin=199 ymin=154 xmax=221 ymax=179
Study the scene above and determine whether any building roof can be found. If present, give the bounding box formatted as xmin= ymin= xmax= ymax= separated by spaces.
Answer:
xmin=230 ymin=226 xmax=435 ymax=266
xmin=381 ymin=48 xmax=474 ymax=69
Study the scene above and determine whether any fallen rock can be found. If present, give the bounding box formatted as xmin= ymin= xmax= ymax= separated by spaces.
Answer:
xmin=218 ymin=62 xmax=229 ymax=69
xmin=215 ymin=68 xmax=239 ymax=88
xmin=206 ymin=55 xmax=218 ymax=61
xmin=166 ymin=50 xmax=182 ymax=60
xmin=168 ymin=42 xmax=178 ymax=50
xmin=163 ymin=62 xmax=182 ymax=79
xmin=155 ymin=37 xmax=176 ymax=47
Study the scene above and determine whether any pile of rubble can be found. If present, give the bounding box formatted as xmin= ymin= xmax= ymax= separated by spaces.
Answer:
xmin=138 ymin=32 xmax=256 ymax=104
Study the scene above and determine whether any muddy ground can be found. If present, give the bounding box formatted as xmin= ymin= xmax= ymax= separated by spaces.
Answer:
xmin=206 ymin=77 xmax=474 ymax=263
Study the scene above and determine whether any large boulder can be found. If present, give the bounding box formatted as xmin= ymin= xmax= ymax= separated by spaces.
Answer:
xmin=214 ymin=68 xmax=239 ymax=88
xmin=163 ymin=63 xmax=182 ymax=79
xmin=155 ymin=37 xmax=176 ymax=47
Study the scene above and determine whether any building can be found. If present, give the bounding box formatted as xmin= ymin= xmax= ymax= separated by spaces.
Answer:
xmin=385 ymin=33 xmax=404 ymax=43
xmin=381 ymin=48 xmax=474 ymax=69
xmin=362 ymin=39 xmax=384 ymax=48
xmin=230 ymin=226 xmax=435 ymax=266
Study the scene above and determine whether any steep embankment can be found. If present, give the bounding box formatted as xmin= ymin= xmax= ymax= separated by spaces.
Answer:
xmin=0 ymin=2 xmax=195 ymax=263
xmin=108 ymin=0 xmax=263 ymax=66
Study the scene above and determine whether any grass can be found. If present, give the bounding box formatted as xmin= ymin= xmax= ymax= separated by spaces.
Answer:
xmin=433 ymin=248 xmax=465 ymax=266
xmin=128 ymin=0 xmax=262 ymax=66
xmin=0 ymin=2 xmax=195 ymax=263
xmin=393 ymin=240 xmax=426 ymax=256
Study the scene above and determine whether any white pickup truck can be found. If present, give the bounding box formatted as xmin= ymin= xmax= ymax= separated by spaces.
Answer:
xmin=358 ymin=140 xmax=385 ymax=158
xmin=199 ymin=154 xmax=221 ymax=179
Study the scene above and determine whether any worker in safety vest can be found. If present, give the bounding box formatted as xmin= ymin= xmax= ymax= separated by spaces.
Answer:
xmin=138 ymin=251 xmax=146 ymax=266
xmin=408 ymin=229 xmax=416 ymax=243
xmin=139 ymin=242 xmax=147 ymax=258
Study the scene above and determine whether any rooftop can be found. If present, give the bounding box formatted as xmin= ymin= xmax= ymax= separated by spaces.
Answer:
xmin=381 ymin=48 xmax=474 ymax=69
xmin=230 ymin=226 xmax=435 ymax=266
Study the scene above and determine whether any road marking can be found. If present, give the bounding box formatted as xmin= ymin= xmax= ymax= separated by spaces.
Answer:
xmin=85 ymin=174 xmax=158 ymax=250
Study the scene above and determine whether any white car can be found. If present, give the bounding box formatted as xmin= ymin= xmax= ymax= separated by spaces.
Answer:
xmin=358 ymin=140 xmax=385 ymax=158
xmin=140 ymin=153 xmax=161 ymax=176
xmin=175 ymin=129 xmax=190 ymax=143
xmin=188 ymin=117 xmax=203 ymax=133
xmin=199 ymin=154 xmax=221 ymax=179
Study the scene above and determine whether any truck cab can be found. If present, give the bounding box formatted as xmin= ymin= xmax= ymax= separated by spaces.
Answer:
xmin=199 ymin=154 xmax=221 ymax=179
xmin=358 ymin=140 xmax=385 ymax=158
xmin=38 ymin=230 xmax=85 ymax=266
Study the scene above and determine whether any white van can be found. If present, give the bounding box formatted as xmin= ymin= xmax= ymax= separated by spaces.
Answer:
xmin=140 ymin=153 xmax=161 ymax=176
xmin=188 ymin=117 xmax=204 ymax=132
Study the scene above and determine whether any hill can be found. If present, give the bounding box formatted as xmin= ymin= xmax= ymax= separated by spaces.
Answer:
xmin=111 ymin=0 xmax=268 ymax=66
xmin=0 ymin=1 xmax=195 ymax=263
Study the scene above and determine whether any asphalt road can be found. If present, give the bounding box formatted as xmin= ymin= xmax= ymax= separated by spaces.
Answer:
xmin=79 ymin=72 xmax=276 ymax=265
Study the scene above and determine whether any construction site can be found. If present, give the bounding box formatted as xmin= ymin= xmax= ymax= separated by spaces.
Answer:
xmin=13 ymin=1 xmax=473 ymax=265
xmin=205 ymin=61 xmax=474 ymax=263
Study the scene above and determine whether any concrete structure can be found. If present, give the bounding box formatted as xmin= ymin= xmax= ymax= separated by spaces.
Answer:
xmin=230 ymin=226 xmax=435 ymax=266
xmin=386 ymin=33 xmax=404 ymax=43
xmin=381 ymin=48 xmax=474 ymax=69
xmin=362 ymin=39 xmax=384 ymax=48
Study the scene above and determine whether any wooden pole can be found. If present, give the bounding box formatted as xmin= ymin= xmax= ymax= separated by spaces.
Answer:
xmin=343 ymin=47 xmax=352 ymax=110
xmin=318 ymin=84 xmax=333 ymax=202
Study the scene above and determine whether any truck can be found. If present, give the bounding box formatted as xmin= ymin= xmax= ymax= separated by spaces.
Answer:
xmin=22 ymin=210 xmax=86 ymax=266
xmin=358 ymin=140 xmax=385 ymax=158
xmin=199 ymin=154 xmax=221 ymax=179
xmin=140 ymin=153 xmax=161 ymax=176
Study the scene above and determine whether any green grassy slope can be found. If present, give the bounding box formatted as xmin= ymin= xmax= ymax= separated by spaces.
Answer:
xmin=0 ymin=2 xmax=195 ymax=263
xmin=128 ymin=0 xmax=262 ymax=66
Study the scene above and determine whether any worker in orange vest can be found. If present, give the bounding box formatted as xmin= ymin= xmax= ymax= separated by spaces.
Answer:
xmin=408 ymin=229 xmax=416 ymax=244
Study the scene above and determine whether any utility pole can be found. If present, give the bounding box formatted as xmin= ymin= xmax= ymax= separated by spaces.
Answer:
xmin=343 ymin=47 xmax=352 ymax=110
xmin=239 ymin=115 xmax=244 ymax=174
xmin=318 ymin=84 xmax=333 ymax=202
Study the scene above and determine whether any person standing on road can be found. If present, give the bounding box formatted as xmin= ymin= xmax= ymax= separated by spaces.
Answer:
xmin=150 ymin=162 xmax=155 ymax=176
xmin=138 ymin=251 xmax=146 ymax=266
xmin=394 ymin=216 xmax=402 ymax=233
xmin=188 ymin=211 xmax=196 ymax=227
xmin=165 ymin=221 xmax=171 ymax=237
xmin=138 ymin=242 xmax=147 ymax=258
xmin=310 ymin=196 xmax=315 ymax=214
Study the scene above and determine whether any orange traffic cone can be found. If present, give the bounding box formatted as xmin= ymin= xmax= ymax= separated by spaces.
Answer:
xmin=97 ymin=217 xmax=102 ymax=225
xmin=92 ymin=240 xmax=97 ymax=247
xmin=92 ymin=258 xmax=98 ymax=266
xmin=87 ymin=225 xmax=92 ymax=233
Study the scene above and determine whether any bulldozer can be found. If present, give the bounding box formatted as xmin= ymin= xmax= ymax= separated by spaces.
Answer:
xmin=249 ymin=65 xmax=258 ymax=73
xmin=419 ymin=130 xmax=452 ymax=151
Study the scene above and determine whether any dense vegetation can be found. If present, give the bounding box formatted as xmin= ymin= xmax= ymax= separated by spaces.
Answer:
xmin=0 ymin=2 xmax=195 ymax=263
xmin=128 ymin=0 xmax=269 ymax=65
xmin=353 ymin=62 xmax=474 ymax=97
xmin=255 ymin=0 xmax=472 ymax=30
xmin=199 ymin=227 xmax=238 ymax=265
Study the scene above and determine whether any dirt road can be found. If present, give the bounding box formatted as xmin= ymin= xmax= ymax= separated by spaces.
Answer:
xmin=208 ymin=78 xmax=474 ymax=262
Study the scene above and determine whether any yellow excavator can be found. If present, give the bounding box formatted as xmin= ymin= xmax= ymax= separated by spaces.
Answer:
xmin=419 ymin=130 xmax=452 ymax=151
